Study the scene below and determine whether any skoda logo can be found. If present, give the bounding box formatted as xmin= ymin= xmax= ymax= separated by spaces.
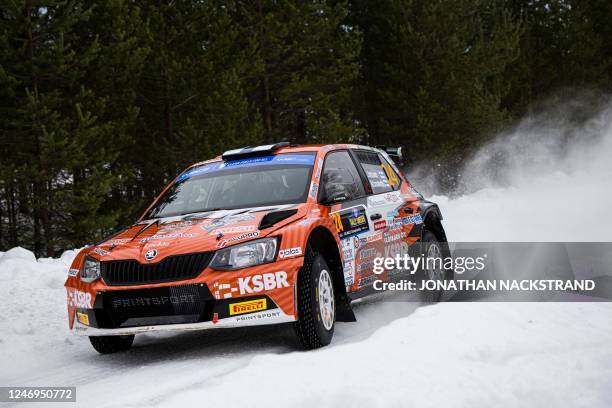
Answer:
xmin=144 ymin=249 xmax=157 ymax=261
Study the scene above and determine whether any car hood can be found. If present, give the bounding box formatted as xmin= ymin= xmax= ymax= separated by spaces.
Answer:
xmin=87 ymin=205 xmax=304 ymax=263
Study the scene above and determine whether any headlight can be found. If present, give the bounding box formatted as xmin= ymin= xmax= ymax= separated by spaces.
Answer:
xmin=80 ymin=256 xmax=101 ymax=283
xmin=210 ymin=237 xmax=278 ymax=270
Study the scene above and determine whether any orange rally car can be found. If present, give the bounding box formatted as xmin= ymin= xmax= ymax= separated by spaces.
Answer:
xmin=65 ymin=143 xmax=451 ymax=353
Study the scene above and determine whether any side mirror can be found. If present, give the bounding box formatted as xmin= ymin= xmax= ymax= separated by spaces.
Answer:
xmin=321 ymin=184 xmax=349 ymax=205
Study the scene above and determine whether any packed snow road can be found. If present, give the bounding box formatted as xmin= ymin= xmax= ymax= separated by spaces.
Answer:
xmin=2 ymin=102 xmax=612 ymax=407
xmin=1 ymin=250 xmax=611 ymax=407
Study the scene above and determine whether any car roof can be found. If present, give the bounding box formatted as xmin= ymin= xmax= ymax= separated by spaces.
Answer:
xmin=188 ymin=144 xmax=377 ymax=169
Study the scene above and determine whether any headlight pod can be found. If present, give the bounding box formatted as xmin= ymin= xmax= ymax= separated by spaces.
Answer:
xmin=210 ymin=237 xmax=278 ymax=270
xmin=80 ymin=256 xmax=101 ymax=283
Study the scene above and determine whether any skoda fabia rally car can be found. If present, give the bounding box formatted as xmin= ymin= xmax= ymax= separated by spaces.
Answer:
xmin=65 ymin=143 xmax=450 ymax=353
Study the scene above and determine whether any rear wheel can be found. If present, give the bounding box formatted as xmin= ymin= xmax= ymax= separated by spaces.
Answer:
xmin=293 ymin=248 xmax=335 ymax=349
xmin=418 ymin=231 xmax=451 ymax=303
xmin=89 ymin=335 xmax=135 ymax=354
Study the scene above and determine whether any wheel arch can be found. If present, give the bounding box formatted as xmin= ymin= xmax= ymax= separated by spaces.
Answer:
xmin=305 ymin=226 xmax=355 ymax=322
xmin=421 ymin=202 xmax=448 ymax=243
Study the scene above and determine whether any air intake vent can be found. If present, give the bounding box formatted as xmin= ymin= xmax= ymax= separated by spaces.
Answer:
xmin=101 ymin=252 xmax=213 ymax=286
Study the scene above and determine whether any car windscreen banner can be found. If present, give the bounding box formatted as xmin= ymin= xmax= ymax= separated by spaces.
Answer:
xmin=177 ymin=153 xmax=315 ymax=182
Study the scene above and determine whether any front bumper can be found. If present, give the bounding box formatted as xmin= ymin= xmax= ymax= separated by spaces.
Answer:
xmin=72 ymin=308 xmax=295 ymax=336
xmin=66 ymin=258 xmax=303 ymax=336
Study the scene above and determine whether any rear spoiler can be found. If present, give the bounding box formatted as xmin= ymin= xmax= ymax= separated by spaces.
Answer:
xmin=375 ymin=145 xmax=404 ymax=165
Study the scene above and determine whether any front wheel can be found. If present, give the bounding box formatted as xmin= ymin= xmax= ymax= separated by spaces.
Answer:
xmin=293 ymin=248 xmax=335 ymax=349
xmin=89 ymin=335 xmax=135 ymax=354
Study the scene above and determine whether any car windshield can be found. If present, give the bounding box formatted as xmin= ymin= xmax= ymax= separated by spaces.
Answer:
xmin=145 ymin=153 xmax=315 ymax=219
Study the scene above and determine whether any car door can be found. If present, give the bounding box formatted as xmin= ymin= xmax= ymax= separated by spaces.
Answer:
xmin=351 ymin=149 xmax=411 ymax=287
xmin=319 ymin=150 xmax=369 ymax=291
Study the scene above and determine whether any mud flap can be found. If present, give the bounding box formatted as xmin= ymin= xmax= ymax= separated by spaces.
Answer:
xmin=335 ymin=294 xmax=356 ymax=322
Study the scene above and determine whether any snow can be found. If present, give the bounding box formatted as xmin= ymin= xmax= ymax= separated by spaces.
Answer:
xmin=0 ymin=246 xmax=37 ymax=264
xmin=413 ymin=99 xmax=612 ymax=241
xmin=1 ymin=255 xmax=611 ymax=407
xmin=1 ymin=101 xmax=612 ymax=407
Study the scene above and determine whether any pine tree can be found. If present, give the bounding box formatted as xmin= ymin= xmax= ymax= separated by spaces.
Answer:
xmin=132 ymin=1 xmax=262 ymax=202
xmin=0 ymin=1 xmax=143 ymax=254
xmin=234 ymin=0 xmax=362 ymax=144
xmin=350 ymin=0 xmax=522 ymax=171
xmin=503 ymin=0 xmax=612 ymax=115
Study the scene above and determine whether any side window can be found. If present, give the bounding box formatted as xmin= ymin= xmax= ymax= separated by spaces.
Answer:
xmin=378 ymin=154 xmax=402 ymax=190
xmin=320 ymin=151 xmax=365 ymax=203
xmin=354 ymin=150 xmax=393 ymax=194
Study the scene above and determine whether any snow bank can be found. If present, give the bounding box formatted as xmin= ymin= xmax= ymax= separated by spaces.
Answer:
xmin=0 ymin=246 xmax=37 ymax=264
xmin=0 ymin=248 xmax=75 ymax=377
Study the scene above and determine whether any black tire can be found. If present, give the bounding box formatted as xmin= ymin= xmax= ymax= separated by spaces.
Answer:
xmin=89 ymin=335 xmax=135 ymax=354
xmin=418 ymin=231 xmax=452 ymax=303
xmin=293 ymin=247 xmax=336 ymax=350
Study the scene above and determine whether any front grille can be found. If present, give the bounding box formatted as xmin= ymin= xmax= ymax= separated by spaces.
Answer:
xmin=93 ymin=284 xmax=214 ymax=328
xmin=101 ymin=252 xmax=213 ymax=286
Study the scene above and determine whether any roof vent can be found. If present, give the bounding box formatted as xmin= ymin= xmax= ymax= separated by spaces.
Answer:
xmin=222 ymin=142 xmax=290 ymax=160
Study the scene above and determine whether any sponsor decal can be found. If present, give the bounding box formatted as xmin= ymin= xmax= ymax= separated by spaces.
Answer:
xmin=381 ymin=162 xmax=401 ymax=188
xmin=208 ymin=225 xmax=256 ymax=235
xmin=201 ymin=214 xmax=256 ymax=232
xmin=76 ymin=312 xmax=89 ymax=326
xmin=67 ymin=289 xmax=93 ymax=309
xmin=331 ymin=212 xmax=343 ymax=233
xmin=157 ymin=220 xmax=195 ymax=233
xmin=229 ymin=298 xmax=267 ymax=316
xmin=357 ymin=260 xmax=375 ymax=272
xmin=68 ymin=268 xmax=79 ymax=277
xmin=333 ymin=207 xmax=370 ymax=239
xmin=140 ymin=233 xmax=197 ymax=243
xmin=384 ymin=241 xmax=409 ymax=258
xmin=144 ymin=249 xmax=157 ymax=261
xmin=360 ymin=233 xmax=383 ymax=245
xmin=279 ymin=247 xmax=302 ymax=258
xmin=309 ymin=182 xmax=319 ymax=199
xmin=315 ymin=158 xmax=323 ymax=180
xmin=217 ymin=231 xmax=260 ymax=248
xmin=111 ymin=294 xmax=197 ymax=308
xmin=384 ymin=192 xmax=400 ymax=203
xmin=178 ymin=154 xmax=315 ymax=181
xmin=92 ymin=247 xmax=108 ymax=257
xmin=367 ymin=196 xmax=387 ymax=207
xmin=234 ymin=309 xmax=281 ymax=322
xmin=144 ymin=241 xmax=170 ymax=248
xmin=374 ymin=219 xmax=387 ymax=231
xmin=212 ymin=271 xmax=290 ymax=299
xmin=358 ymin=274 xmax=377 ymax=288
xmin=359 ymin=247 xmax=378 ymax=260
xmin=104 ymin=238 xmax=130 ymax=246
xmin=384 ymin=231 xmax=407 ymax=244
xmin=403 ymin=213 xmax=423 ymax=225
xmin=238 ymin=271 xmax=289 ymax=294
xmin=343 ymin=260 xmax=355 ymax=286
xmin=342 ymin=247 xmax=354 ymax=262
xmin=349 ymin=214 xmax=367 ymax=227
